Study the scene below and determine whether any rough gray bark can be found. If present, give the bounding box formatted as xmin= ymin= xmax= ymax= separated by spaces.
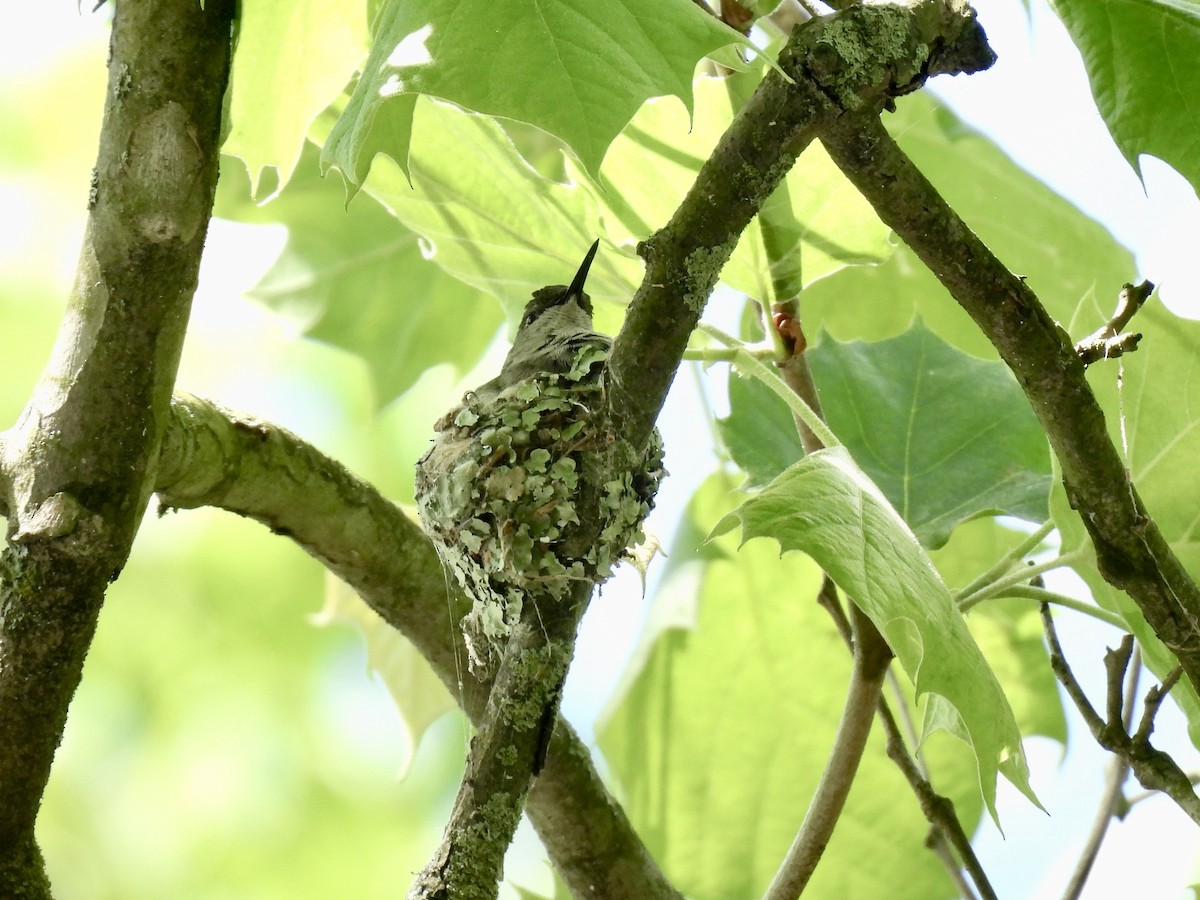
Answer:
xmin=0 ymin=2 xmax=236 ymax=894
xmin=820 ymin=115 xmax=1200 ymax=696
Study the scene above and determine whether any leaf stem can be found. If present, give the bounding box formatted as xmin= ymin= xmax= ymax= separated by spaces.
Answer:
xmin=957 ymin=548 xmax=1089 ymax=611
xmin=963 ymin=585 xmax=1127 ymax=629
xmin=698 ymin=323 xmax=840 ymax=449
xmin=955 ymin=520 xmax=1056 ymax=600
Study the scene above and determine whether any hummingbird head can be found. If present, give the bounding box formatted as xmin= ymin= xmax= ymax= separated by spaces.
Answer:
xmin=515 ymin=239 xmax=600 ymax=336
xmin=497 ymin=240 xmax=605 ymax=385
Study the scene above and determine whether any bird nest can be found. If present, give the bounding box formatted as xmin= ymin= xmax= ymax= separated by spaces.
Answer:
xmin=415 ymin=345 xmax=664 ymax=670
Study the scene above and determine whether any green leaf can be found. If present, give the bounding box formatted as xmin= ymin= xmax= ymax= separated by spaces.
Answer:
xmin=599 ymin=476 xmax=962 ymax=899
xmin=322 ymin=66 xmax=891 ymax=342
xmin=931 ymin=518 xmax=1067 ymax=743
xmin=802 ymin=95 xmax=1136 ymax=356
xmin=323 ymin=0 xmax=745 ymax=184
xmin=712 ymin=449 xmax=1035 ymax=818
xmin=716 ymin=370 xmax=804 ymax=488
xmin=1051 ymin=298 xmax=1200 ymax=743
xmin=313 ymin=579 xmax=456 ymax=779
xmin=714 ymin=324 xmax=1053 ymax=546
xmin=808 ymin=323 xmax=1052 ymax=547
xmin=215 ymin=146 xmax=501 ymax=407
xmin=318 ymin=98 xmax=644 ymax=329
xmin=226 ymin=0 xmax=367 ymax=197
xmin=591 ymin=70 xmax=894 ymax=295
xmin=1049 ymin=0 xmax=1200 ymax=193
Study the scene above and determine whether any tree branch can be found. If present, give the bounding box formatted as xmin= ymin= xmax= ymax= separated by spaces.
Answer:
xmin=156 ymin=395 xmax=679 ymax=899
xmin=606 ymin=0 xmax=995 ymax=455
xmin=765 ymin=602 xmax=893 ymax=899
xmin=1074 ymin=280 xmax=1153 ymax=366
xmin=820 ymin=115 xmax=1200 ymax=697
xmin=400 ymin=5 xmax=994 ymax=893
xmin=1062 ymin=648 xmax=1139 ymax=900
xmin=878 ymin=699 xmax=995 ymax=900
xmin=408 ymin=586 xmax=587 ymax=900
xmin=160 ymin=6 xmax=989 ymax=896
xmin=1040 ymin=605 xmax=1200 ymax=824
xmin=779 ymin=334 xmax=996 ymax=899
xmin=589 ymin=6 xmax=990 ymax=894
xmin=765 ymin=302 xmax=898 ymax=897
xmin=0 ymin=4 xmax=235 ymax=894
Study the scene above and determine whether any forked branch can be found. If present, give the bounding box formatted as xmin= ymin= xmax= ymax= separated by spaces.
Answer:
xmin=1040 ymin=605 xmax=1200 ymax=824
xmin=1074 ymin=280 xmax=1154 ymax=366
xmin=156 ymin=395 xmax=680 ymax=899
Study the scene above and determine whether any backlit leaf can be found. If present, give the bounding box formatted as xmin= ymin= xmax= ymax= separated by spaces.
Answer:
xmin=808 ymin=324 xmax=1052 ymax=547
xmin=323 ymin=0 xmax=745 ymax=183
xmin=599 ymin=475 xmax=963 ymax=899
xmin=1050 ymin=0 xmax=1200 ymax=193
xmin=713 ymin=448 xmax=1036 ymax=818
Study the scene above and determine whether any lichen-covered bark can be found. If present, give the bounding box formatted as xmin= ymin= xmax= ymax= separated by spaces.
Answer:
xmin=157 ymin=396 xmax=680 ymax=898
xmin=407 ymin=603 xmax=582 ymax=900
xmin=0 ymin=3 xmax=235 ymax=894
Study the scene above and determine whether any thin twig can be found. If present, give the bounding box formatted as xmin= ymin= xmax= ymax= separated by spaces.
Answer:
xmin=1134 ymin=665 xmax=1184 ymax=744
xmin=756 ymin=291 xmax=897 ymax=897
xmin=1075 ymin=281 xmax=1155 ymax=366
xmin=765 ymin=604 xmax=892 ymax=899
xmin=763 ymin=322 xmax=892 ymax=896
xmin=879 ymin=699 xmax=997 ymax=900
xmin=884 ymin=668 xmax=924 ymax=762
xmin=818 ymin=577 xmax=997 ymax=898
xmin=1061 ymin=648 xmax=1140 ymax=900
xmin=1103 ymin=637 xmax=1136 ymax=733
xmin=765 ymin=316 xmax=996 ymax=899
xmin=1040 ymin=605 xmax=1200 ymax=825
xmin=927 ymin=830 xmax=981 ymax=900
xmin=1062 ymin=742 xmax=1130 ymax=900
xmin=1040 ymin=604 xmax=1111 ymax=735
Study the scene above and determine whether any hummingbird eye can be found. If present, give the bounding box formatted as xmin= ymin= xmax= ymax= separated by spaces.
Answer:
xmin=521 ymin=309 xmax=539 ymax=328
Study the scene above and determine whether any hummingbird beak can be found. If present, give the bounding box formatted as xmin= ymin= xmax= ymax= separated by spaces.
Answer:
xmin=562 ymin=239 xmax=600 ymax=305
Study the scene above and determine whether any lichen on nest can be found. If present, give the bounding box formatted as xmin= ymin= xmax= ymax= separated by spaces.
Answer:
xmin=415 ymin=343 xmax=664 ymax=671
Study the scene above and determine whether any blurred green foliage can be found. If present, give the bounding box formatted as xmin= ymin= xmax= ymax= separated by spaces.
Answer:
xmin=1 ymin=12 xmax=470 ymax=899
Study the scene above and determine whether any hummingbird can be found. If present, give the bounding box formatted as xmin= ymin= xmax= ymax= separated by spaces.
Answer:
xmin=414 ymin=240 xmax=664 ymax=671
xmin=469 ymin=239 xmax=608 ymax=406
